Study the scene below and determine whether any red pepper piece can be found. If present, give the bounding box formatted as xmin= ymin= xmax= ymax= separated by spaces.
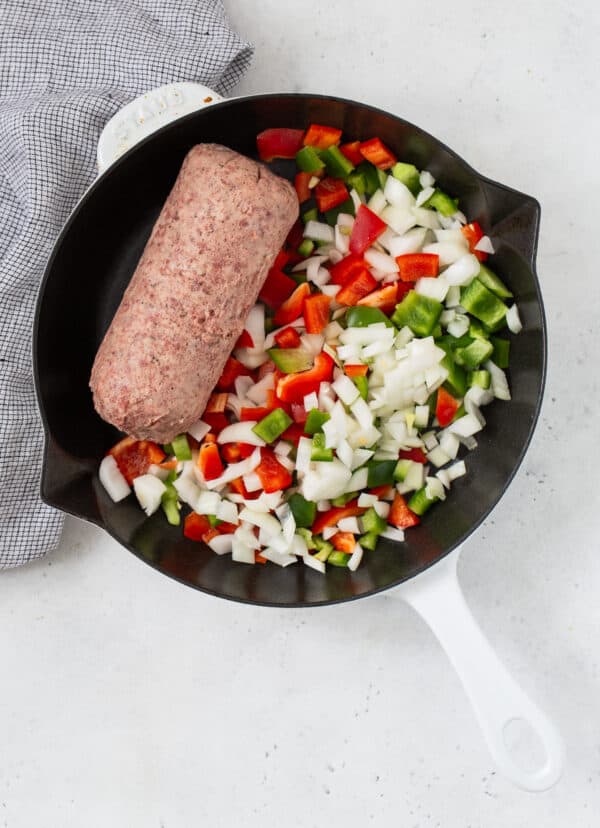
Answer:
xmin=396 ymin=253 xmax=439 ymax=281
xmin=108 ymin=437 xmax=165 ymax=485
xmin=339 ymin=141 xmax=364 ymax=166
xmin=349 ymin=205 xmax=387 ymax=255
xmin=216 ymin=356 xmax=252 ymax=391
xmin=399 ymin=448 xmax=428 ymax=464
xmin=290 ymin=403 xmax=308 ymax=424
xmin=336 ymin=268 xmax=379 ymax=306
xmin=238 ymin=443 xmax=256 ymax=459
xmin=255 ymin=551 xmax=268 ymax=564
xmin=216 ymin=521 xmax=238 ymax=535
xmin=369 ymin=484 xmax=395 ymax=499
xmin=286 ymin=218 xmax=305 ymax=250
xmin=312 ymin=499 xmax=366 ymax=535
xmin=389 ymin=493 xmax=420 ymax=528
xmin=258 ymin=267 xmax=297 ymax=308
xmin=183 ymin=513 xmax=212 ymax=542
xmin=276 ymin=352 xmax=334 ymax=404
xmin=294 ymin=171 xmax=312 ymax=204
xmin=273 ymin=282 xmax=311 ymax=326
xmin=303 ymin=293 xmax=332 ymax=333
xmin=221 ymin=443 xmax=241 ymax=464
xmin=395 ymin=280 xmax=414 ymax=300
xmin=280 ymin=422 xmax=306 ymax=445
xmin=235 ymin=329 xmax=254 ymax=349
xmin=344 ymin=364 xmax=368 ymax=378
xmin=274 ymin=326 xmax=302 ymax=349
xmin=329 ymin=253 xmax=369 ymax=287
xmin=201 ymin=412 xmax=229 ymax=433
xmin=273 ymin=249 xmax=292 ymax=271
xmin=240 ymin=407 xmax=271 ymax=422
xmin=303 ymin=124 xmax=342 ymax=150
xmin=331 ymin=532 xmax=356 ymax=554
xmin=436 ymin=387 xmax=460 ymax=427
xmin=197 ymin=441 xmax=224 ymax=481
xmin=204 ymin=392 xmax=228 ymax=413
xmin=359 ymin=137 xmax=397 ymax=170
xmin=461 ymin=221 xmax=488 ymax=262
xmin=254 ymin=447 xmax=293 ymax=493
xmin=315 ymin=177 xmax=349 ymax=213
xmin=257 ymin=128 xmax=304 ymax=161
xmin=356 ymin=283 xmax=398 ymax=314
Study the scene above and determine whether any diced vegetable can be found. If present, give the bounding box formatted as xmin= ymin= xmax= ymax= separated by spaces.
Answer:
xmin=349 ymin=205 xmax=387 ymax=255
xmin=303 ymin=124 xmax=342 ymax=149
xmin=252 ymin=408 xmax=293 ymax=443
xmin=396 ymin=253 xmax=439 ymax=281
xmin=268 ymin=347 xmax=313 ymax=374
xmin=257 ymin=128 xmax=304 ymax=161
xmin=296 ymin=145 xmax=325 ymax=172
xmin=359 ymin=137 xmax=397 ymax=170
xmin=391 ymin=290 xmax=443 ymax=337
xmin=273 ymin=282 xmax=311 ymax=326
xmin=304 ymin=408 xmax=330 ymax=434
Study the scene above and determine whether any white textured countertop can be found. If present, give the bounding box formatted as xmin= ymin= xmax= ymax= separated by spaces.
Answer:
xmin=2 ymin=1 xmax=599 ymax=825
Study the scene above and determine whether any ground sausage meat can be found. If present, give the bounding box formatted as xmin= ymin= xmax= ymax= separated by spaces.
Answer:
xmin=90 ymin=143 xmax=298 ymax=444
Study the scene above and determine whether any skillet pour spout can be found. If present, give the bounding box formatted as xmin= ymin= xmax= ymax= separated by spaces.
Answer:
xmin=33 ymin=93 xmax=545 ymax=606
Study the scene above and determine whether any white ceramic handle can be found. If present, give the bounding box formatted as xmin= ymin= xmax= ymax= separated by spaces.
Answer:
xmin=397 ymin=547 xmax=564 ymax=791
xmin=97 ymin=82 xmax=224 ymax=173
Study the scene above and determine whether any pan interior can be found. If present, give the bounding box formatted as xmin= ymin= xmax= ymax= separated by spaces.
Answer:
xmin=34 ymin=94 xmax=545 ymax=606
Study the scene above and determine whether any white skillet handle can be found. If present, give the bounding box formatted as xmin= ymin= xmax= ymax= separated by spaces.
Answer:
xmin=97 ymin=82 xmax=224 ymax=173
xmin=397 ymin=547 xmax=564 ymax=791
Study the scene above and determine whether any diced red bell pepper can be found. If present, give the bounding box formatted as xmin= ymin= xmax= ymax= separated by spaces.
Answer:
xmin=461 ymin=221 xmax=488 ymax=262
xmin=201 ymin=412 xmax=229 ymax=433
xmin=216 ymin=356 xmax=252 ymax=391
xmin=273 ymin=282 xmax=311 ymax=326
xmin=331 ymin=532 xmax=356 ymax=554
xmin=280 ymin=422 xmax=306 ymax=444
xmin=201 ymin=527 xmax=221 ymax=543
xmin=228 ymin=477 xmax=251 ymax=498
xmin=216 ymin=521 xmax=238 ymax=535
xmin=344 ymin=364 xmax=368 ymax=378
xmin=395 ymin=280 xmax=414 ymax=300
xmin=349 ymin=205 xmax=387 ymax=255
xmin=356 ymin=283 xmax=399 ymax=314
xmin=183 ymin=513 xmax=212 ymax=542
xmin=315 ymin=177 xmax=349 ymax=213
xmin=329 ymin=253 xmax=369 ymax=287
xmin=258 ymin=267 xmax=297 ymax=308
xmin=339 ymin=141 xmax=364 ymax=166
xmin=254 ymin=447 xmax=293 ymax=493
xmin=389 ymin=493 xmax=420 ymax=528
xmin=239 ymin=443 xmax=257 ymax=459
xmin=396 ymin=253 xmax=439 ymax=281
xmin=257 ymin=128 xmax=304 ymax=161
xmin=359 ymin=137 xmax=397 ymax=170
xmin=240 ymin=407 xmax=271 ymax=422
xmin=294 ymin=171 xmax=312 ymax=204
xmin=273 ymin=249 xmax=292 ymax=271
xmin=369 ymin=484 xmax=395 ymax=499
xmin=291 ymin=403 xmax=308 ymax=424
xmin=303 ymin=124 xmax=342 ymax=150
xmin=399 ymin=448 xmax=428 ymax=464
xmin=235 ymin=329 xmax=254 ymax=349
xmin=205 ymin=392 xmax=228 ymax=414
xmin=255 ymin=551 xmax=268 ymax=564
xmin=436 ymin=387 xmax=460 ymax=427
xmin=108 ymin=437 xmax=165 ymax=485
xmin=336 ymin=268 xmax=379 ymax=306
xmin=274 ymin=326 xmax=302 ymax=349
xmin=197 ymin=441 xmax=224 ymax=481
xmin=221 ymin=443 xmax=241 ymax=463
xmin=303 ymin=293 xmax=331 ymax=333
xmin=286 ymin=218 xmax=305 ymax=250
xmin=312 ymin=499 xmax=366 ymax=535
xmin=276 ymin=352 xmax=334 ymax=404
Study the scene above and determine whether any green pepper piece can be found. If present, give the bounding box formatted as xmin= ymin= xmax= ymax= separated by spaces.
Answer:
xmin=296 ymin=146 xmax=325 ymax=173
xmin=311 ymin=433 xmax=333 ymax=462
xmin=325 ymin=197 xmax=355 ymax=226
xmin=391 ymin=290 xmax=443 ymax=337
xmin=477 ymin=263 xmax=513 ymax=299
xmin=296 ymin=528 xmax=317 ymax=550
xmin=171 ymin=433 xmax=192 ymax=461
xmin=346 ymin=305 xmax=394 ymax=329
xmin=320 ymin=145 xmax=355 ymax=178
xmin=302 ymin=206 xmax=318 ymax=224
xmin=454 ymin=338 xmax=494 ymax=370
xmin=291 ymin=271 xmax=307 ymax=284
xmin=268 ymin=347 xmax=313 ymax=374
xmin=304 ymin=408 xmax=330 ymax=435
xmin=161 ymin=470 xmax=180 ymax=526
xmin=491 ymin=337 xmax=511 ymax=369
xmin=436 ymin=332 xmax=473 ymax=350
xmin=162 ymin=442 xmax=174 ymax=456
xmin=355 ymin=161 xmax=380 ymax=196
xmin=408 ymin=487 xmax=437 ymax=516
xmin=297 ymin=239 xmax=315 ymax=257
xmin=423 ymin=188 xmax=459 ymax=217
xmin=207 ymin=514 xmax=221 ymax=528
xmin=313 ymin=537 xmax=334 ymax=560
xmin=440 ymin=353 xmax=468 ymax=397
xmin=452 ymin=403 xmax=466 ymax=423
xmin=327 ymin=550 xmax=350 ymax=567
xmin=376 ymin=168 xmax=388 ymax=190
xmin=391 ymin=162 xmax=421 ymax=196
xmin=394 ymin=459 xmax=413 ymax=482
xmin=345 ymin=169 xmax=367 ymax=195
xmin=252 ymin=408 xmax=293 ymax=443
xmin=353 ymin=375 xmax=368 ymax=401
xmin=361 ymin=507 xmax=387 ymax=535
xmin=460 ymin=279 xmax=508 ymax=328
xmin=287 ymin=493 xmax=317 ymax=529
xmin=331 ymin=491 xmax=358 ymax=507
xmin=468 ymin=369 xmax=491 ymax=389
xmin=359 ymin=531 xmax=379 ymax=551
xmin=468 ymin=318 xmax=489 ymax=340
xmin=366 ymin=460 xmax=397 ymax=488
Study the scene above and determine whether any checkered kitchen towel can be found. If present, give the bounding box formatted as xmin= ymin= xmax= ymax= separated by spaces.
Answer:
xmin=0 ymin=0 xmax=253 ymax=568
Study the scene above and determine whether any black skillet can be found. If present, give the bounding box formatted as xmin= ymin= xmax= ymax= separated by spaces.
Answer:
xmin=33 ymin=91 xmax=562 ymax=789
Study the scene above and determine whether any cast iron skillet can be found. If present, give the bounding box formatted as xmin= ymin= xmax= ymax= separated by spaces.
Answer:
xmin=34 ymin=93 xmax=545 ymax=607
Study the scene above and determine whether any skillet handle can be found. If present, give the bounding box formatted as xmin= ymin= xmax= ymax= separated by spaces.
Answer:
xmin=97 ymin=82 xmax=224 ymax=173
xmin=396 ymin=547 xmax=564 ymax=791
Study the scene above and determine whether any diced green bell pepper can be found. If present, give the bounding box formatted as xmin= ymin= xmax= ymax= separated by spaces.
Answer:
xmin=313 ymin=537 xmax=334 ymax=560
xmin=355 ymin=161 xmax=380 ymax=196
xmin=320 ymin=145 xmax=355 ymax=178
xmin=311 ymin=433 xmax=333 ymax=462
xmin=268 ymin=347 xmax=313 ymax=374
xmin=359 ymin=531 xmax=379 ymax=551
xmin=468 ymin=318 xmax=488 ymax=340
xmin=162 ymin=442 xmax=174 ymax=455
xmin=302 ymin=207 xmax=318 ymax=224
xmin=297 ymin=239 xmax=314 ymax=257
xmin=376 ymin=168 xmax=388 ymax=189
xmin=391 ymin=290 xmax=443 ymax=337
xmin=287 ymin=493 xmax=317 ymax=529
xmin=171 ymin=433 xmax=192 ymax=461
xmin=296 ymin=146 xmax=325 ymax=173
xmin=296 ymin=527 xmax=317 ymax=550
xmin=252 ymin=408 xmax=293 ymax=443
xmin=161 ymin=470 xmax=180 ymax=526
xmin=477 ymin=263 xmax=513 ymax=299
xmin=345 ymin=169 xmax=368 ymax=195
xmin=366 ymin=459 xmax=397 ymax=488
xmin=460 ymin=279 xmax=508 ymax=329
xmin=468 ymin=369 xmax=491 ymax=389
xmin=304 ymin=408 xmax=330 ymax=435
xmin=491 ymin=337 xmax=511 ymax=369
xmin=362 ymin=507 xmax=387 ymax=535
xmin=408 ymin=487 xmax=437 ymax=516
xmin=454 ymin=338 xmax=494 ymax=370
xmin=346 ymin=305 xmax=394 ymax=329
xmin=394 ymin=458 xmax=413 ymax=482
xmin=325 ymin=198 xmax=355 ymax=226
xmin=423 ymin=188 xmax=459 ymax=217
xmin=327 ymin=550 xmax=350 ymax=567
xmin=331 ymin=491 xmax=358 ymax=507
xmin=440 ymin=353 xmax=468 ymax=397
xmin=353 ymin=375 xmax=369 ymax=401
xmin=391 ymin=162 xmax=421 ymax=196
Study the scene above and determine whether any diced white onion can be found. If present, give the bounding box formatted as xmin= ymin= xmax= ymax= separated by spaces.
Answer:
xmin=132 ymin=474 xmax=166 ymax=516
xmin=485 ymin=360 xmax=511 ymax=400
xmin=423 ymin=240 xmax=468 ymax=267
xmin=364 ymin=248 xmax=399 ymax=273
xmin=415 ymin=275 xmax=449 ymax=302
xmin=387 ymin=227 xmax=428 ymax=257
xmin=346 ymin=466 xmax=368 ymax=492
xmin=447 ymin=314 xmax=470 ymax=338
xmin=420 ymin=170 xmax=435 ymax=188
xmin=380 ymin=204 xmax=417 ymax=236
xmin=303 ymin=553 xmax=326 ymax=573
xmin=217 ymin=422 xmax=266 ymax=447
xmin=411 ymin=206 xmax=441 ymax=229
xmin=232 ymin=537 xmax=255 ymax=564
xmin=416 ymin=185 xmax=435 ymax=207
xmin=447 ymin=460 xmax=467 ymax=481
xmin=443 ymin=253 xmax=481 ymax=286
xmin=203 ymin=449 xmax=261 ymax=490
xmin=427 ymin=446 xmax=451 ymax=468
xmin=208 ymin=534 xmax=234 ymax=555
xmin=474 ymin=235 xmax=495 ymax=254
xmin=374 ymin=500 xmax=390 ymax=519
xmin=244 ymin=304 xmax=266 ymax=352
xmin=367 ymin=189 xmax=387 ymax=215
xmin=322 ymin=526 xmax=338 ymax=540
xmin=347 ymin=543 xmax=364 ymax=571
xmin=439 ymin=431 xmax=460 ymax=460
xmin=338 ymin=516 xmax=360 ymax=534
xmin=195 ymin=490 xmax=222 ymax=515
xmin=350 ymin=188 xmax=362 ymax=213
xmin=304 ymin=220 xmax=334 ymax=243
xmin=173 ymin=476 xmax=202 ymax=509
xmin=380 ymin=526 xmax=405 ymax=542
xmin=448 ymin=413 xmax=483 ymax=437
xmin=358 ymin=493 xmax=378 ymax=507
xmin=506 ymin=304 xmax=522 ymax=334
xmin=186 ymin=419 xmax=211 ymax=443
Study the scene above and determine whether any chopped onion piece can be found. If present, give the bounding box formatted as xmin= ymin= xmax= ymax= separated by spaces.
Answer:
xmin=232 ymin=537 xmax=255 ymax=564
xmin=301 ymin=334 xmax=325 ymax=357
xmin=416 ymin=185 xmax=435 ymax=207
xmin=351 ymin=448 xmax=374 ymax=470
xmin=347 ymin=543 xmax=364 ymax=571
xmin=133 ymin=474 xmax=166 ymax=516
xmin=148 ymin=463 xmax=169 ymax=482
xmin=357 ymin=493 xmax=378 ymax=507
xmin=415 ymin=274 xmax=449 ymax=302
xmin=208 ymin=534 xmax=235 ymax=556
xmin=447 ymin=314 xmax=470 ymax=338
xmin=171 ymin=476 xmax=200 ymax=509
xmin=336 ymin=438 xmax=354 ymax=469
xmin=420 ymin=170 xmax=435 ymax=188
xmin=203 ymin=449 xmax=261 ymax=490
xmin=346 ymin=466 xmax=368 ymax=492
xmin=384 ymin=175 xmax=415 ymax=209
xmin=448 ymin=413 xmax=483 ymax=437
xmin=335 ymin=224 xmax=350 ymax=254
xmin=387 ymin=227 xmax=428 ymax=257
xmin=364 ymin=248 xmax=399 ymax=273
xmin=427 ymin=446 xmax=451 ymax=468
xmin=216 ymin=499 xmax=238 ymax=524
xmin=274 ymin=441 xmax=293 ymax=457
xmin=195 ymin=490 xmax=221 ymax=515
xmin=303 ymin=553 xmax=326 ymax=574
xmin=304 ymin=220 xmax=334 ymax=243
xmin=380 ymin=204 xmax=416 ymax=236
xmin=218 ymin=421 xmax=266 ymax=447
xmin=367 ymin=189 xmax=387 ymax=215
xmin=506 ymin=304 xmax=522 ymax=334
xmin=474 ymin=235 xmax=495 ymax=254
xmin=260 ymin=547 xmax=297 ymax=567
xmin=332 ymin=373 xmax=360 ymax=405
xmin=338 ymin=516 xmax=360 ymax=534
xmin=447 ymin=460 xmax=467 ymax=481
xmin=439 ymin=431 xmax=460 ymax=460
xmin=374 ymin=500 xmax=390 ymax=519
xmin=242 ymin=472 xmax=262 ymax=492
xmin=187 ymin=419 xmax=211 ymax=443
xmin=380 ymin=526 xmax=405 ymax=542
xmin=322 ymin=526 xmax=338 ymax=540
xmin=244 ymin=304 xmax=265 ymax=352
xmin=349 ymin=188 xmax=362 ymax=212
xmin=485 ymin=360 xmax=511 ymax=400
xmin=436 ymin=468 xmax=451 ymax=489
xmin=443 ymin=253 xmax=481 ymax=287
xmin=411 ymin=206 xmax=441 ymax=230
xmin=425 ymin=476 xmax=446 ymax=501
